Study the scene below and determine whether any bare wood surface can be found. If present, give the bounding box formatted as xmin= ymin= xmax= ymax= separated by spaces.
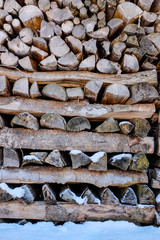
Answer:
xmin=0 ymin=67 xmax=157 ymax=87
xmin=0 ymin=201 xmax=155 ymax=224
xmin=0 ymin=97 xmax=156 ymax=120
xmin=0 ymin=128 xmax=154 ymax=153
xmin=0 ymin=166 xmax=148 ymax=187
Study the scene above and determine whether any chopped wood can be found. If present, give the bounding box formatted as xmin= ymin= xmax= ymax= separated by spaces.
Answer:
xmin=153 ymin=168 xmax=160 ymax=181
xmin=126 ymin=82 xmax=159 ymax=105
xmin=8 ymin=37 xmax=30 ymax=57
xmin=40 ymin=20 xmax=54 ymax=41
xmin=19 ymin=56 xmax=37 ymax=72
xmin=0 ymin=30 xmax=8 ymax=45
xmin=141 ymin=11 xmax=157 ymax=27
xmin=99 ymin=188 xmax=119 ymax=205
xmin=65 ymin=36 xmax=83 ymax=54
xmin=140 ymin=36 xmax=159 ymax=56
xmin=19 ymin=28 xmax=33 ymax=45
xmin=53 ymin=24 xmax=62 ymax=36
xmin=22 ymin=185 xmax=36 ymax=204
xmin=144 ymin=26 xmax=154 ymax=34
xmin=69 ymin=150 xmax=91 ymax=169
xmin=61 ymin=20 xmax=74 ymax=35
xmin=100 ymin=41 xmax=110 ymax=57
xmin=19 ymin=5 xmax=44 ymax=31
xmin=87 ymin=27 xmax=109 ymax=41
xmin=66 ymin=87 xmax=84 ymax=100
xmin=130 ymin=118 xmax=151 ymax=138
xmin=0 ymin=201 xmax=155 ymax=224
xmin=38 ymin=0 xmax=50 ymax=12
xmin=83 ymin=39 xmax=97 ymax=55
xmin=11 ymin=112 xmax=39 ymax=130
xmin=39 ymin=55 xmax=57 ymax=71
xmin=49 ymin=36 xmax=70 ymax=58
xmin=110 ymin=42 xmax=126 ymax=62
xmin=46 ymin=7 xmax=73 ymax=24
xmin=136 ymin=184 xmax=155 ymax=205
xmin=59 ymin=186 xmax=85 ymax=204
xmin=89 ymin=4 xmax=98 ymax=14
xmin=84 ymin=80 xmax=103 ymax=102
xmin=129 ymin=153 xmax=149 ymax=172
xmin=81 ymin=14 xmax=97 ymax=33
xmin=0 ymin=97 xmax=156 ymax=120
xmin=72 ymin=0 xmax=84 ymax=9
xmin=1 ymin=51 xmax=18 ymax=68
xmin=31 ymin=46 xmax=48 ymax=62
xmin=0 ymin=184 xmax=13 ymax=202
xmin=72 ymin=24 xmax=85 ymax=40
xmin=138 ymin=0 xmax=154 ymax=11
xmin=22 ymin=155 xmax=43 ymax=166
xmin=42 ymin=184 xmax=56 ymax=204
xmin=40 ymin=113 xmax=66 ymax=130
xmin=151 ymin=0 xmax=160 ymax=12
xmin=42 ymin=83 xmax=67 ymax=101
xmin=126 ymin=36 xmax=139 ymax=48
xmin=3 ymin=147 xmax=20 ymax=168
xmin=147 ymin=33 xmax=160 ymax=53
xmin=101 ymin=83 xmax=130 ymax=104
xmin=119 ymin=121 xmax=134 ymax=135
xmin=124 ymin=24 xmax=145 ymax=36
xmin=12 ymin=78 xmax=29 ymax=98
xmin=0 ymin=75 xmax=10 ymax=96
xmin=29 ymin=152 xmax=48 ymax=162
xmin=79 ymin=55 xmax=95 ymax=71
xmin=67 ymin=116 xmax=91 ymax=131
xmin=73 ymin=17 xmax=80 ymax=25
xmin=141 ymin=60 xmax=156 ymax=71
xmin=44 ymin=150 xmax=67 ymax=167
xmin=32 ymin=37 xmax=48 ymax=53
xmin=0 ymin=147 xmax=2 ymax=165
xmin=0 ymin=115 xmax=4 ymax=128
xmin=109 ymin=153 xmax=132 ymax=171
xmin=151 ymin=178 xmax=160 ymax=189
xmin=157 ymin=138 xmax=160 ymax=156
xmin=11 ymin=19 xmax=22 ymax=34
xmin=119 ymin=187 xmax=137 ymax=206
xmin=81 ymin=187 xmax=100 ymax=204
xmin=30 ymin=81 xmax=42 ymax=98
xmin=122 ymin=54 xmax=139 ymax=73
xmin=107 ymin=18 xmax=124 ymax=37
xmin=58 ymin=52 xmax=79 ymax=71
xmin=3 ymin=23 xmax=13 ymax=35
xmin=96 ymin=59 xmax=120 ymax=74
xmin=79 ymin=7 xmax=88 ymax=19
xmin=95 ymin=118 xmax=120 ymax=133
xmin=4 ymin=0 xmax=21 ymax=15
xmin=88 ymin=152 xmax=107 ymax=171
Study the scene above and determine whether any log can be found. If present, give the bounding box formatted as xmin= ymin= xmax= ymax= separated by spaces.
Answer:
xmin=138 ymin=0 xmax=154 ymax=11
xmin=126 ymin=83 xmax=159 ymax=105
xmin=11 ymin=112 xmax=39 ymax=130
xmin=42 ymin=184 xmax=56 ymax=204
xmin=157 ymin=138 xmax=160 ymax=156
xmin=87 ymin=27 xmax=109 ymax=41
xmin=107 ymin=18 xmax=124 ymax=38
xmin=40 ymin=113 xmax=66 ymax=130
xmin=100 ymin=41 xmax=110 ymax=57
xmin=58 ymin=52 xmax=79 ymax=71
xmin=130 ymin=118 xmax=151 ymax=138
xmin=0 ymin=147 xmax=2 ymax=166
xmin=124 ymin=24 xmax=145 ymax=37
xmin=81 ymin=14 xmax=97 ymax=33
xmin=3 ymin=23 xmax=13 ymax=36
xmin=129 ymin=153 xmax=149 ymax=172
xmin=44 ymin=150 xmax=67 ymax=167
xmin=79 ymin=55 xmax=96 ymax=71
xmin=110 ymin=42 xmax=126 ymax=62
xmin=119 ymin=121 xmax=134 ymax=135
xmin=22 ymin=154 xmax=43 ymax=166
xmin=22 ymin=185 xmax=36 ymax=204
xmin=69 ymin=150 xmax=91 ymax=169
xmin=61 ymin=20 xmax=74 ymax=35
xmin=0 ymin=183 xmax=14 ymax=202
xmin=99 ymin=188 xmax=119 ymax=205
xmin=53 ymin=24 xmax=62 ymax=36
xmin=30 ymin=81 xmax=42 ymax=98
xmin=1 ymin=52 xmax=18 ymax=68
xmin=0 ymin=201 xmax=155 ymax=224
xmin=19 ymin=5 xmax=44 ymax=31
xmin=81 ymin=187 xmax=100 ymax=204
xmin=32 ymin=37 xmax=48 ymax=53
xmin=31 ymin=46 xmax=48 ymax=62
xmin=126 ymin=36 xmax=139 ymax=48
xmin=0 ymin=67 xmax=157 ymax=87
xmin=140 ymin=35 xmax=159 ymax=56
xmin=101 ymin=84 xmax=130 ymax=104
xmin=29 ymin=152 xmax=48 ymax=162
xmin=153 ymin=168 xmax=160 ymax=181
xmin=49 ymin=36 xmax=70 ymax=58
xmin=88 ymin=152 xmax=107 ymax=171
xmin=66 ymin=87 xmax=84 ymax=100
xmin=0 ymin=97 xmax=156 ymax=121
xmin=11 ymin=19 xmax=22 ymax=34
xmin=4 ymin=0 xmax=21 ymax=15
xmin=151 ymin=178 xmax=160 ymax=189
xmin=38 ymin=0 xmax=50 ymax=12
xmin=42 ymin=83 xmax=67 ymax=101
xmin=0 ymin=75 xmax=10 ymax=96
xmin=122 ymin=54 xmax=139 ymax=73
xmin=59 ymin=186 xmax=86 ymax=204
xmin=72 ymin=24 xmax=85 ymax=40
xmin=19 ymin=28 xmax=33 ymax=45
xmin=141 ymin=11 xmax=157 ymax=27
xmin=96 ymin=59 xmax=120 ymax=74
xmin=8 ymin=37 xmax=30 ymax=57
xmin=109 ymin=153 xmax=132 ymax=171
xmin=46 ymin=7 xmax=73 ymax=24
xmin=136 ymin=184 xmax=155 ymax=205
xmin=19 ymin=57 xmax=37 ymax=72
xmin=119 ymin=187 xmax=137 ymax=205
xmin=79 ymin=7 xmax=88 ymax=19
xmin=73 ymin=17 xmax=80 ymax=25
xmin=67 ymin=117 xmax=91 ymax=131
xmin=0 ymin=115 xmax=4 ymax=129
xmin=39 ymin=55 xmax=57 ymax=71
xmin=84 ymin=80 xmax=103 ymax=102
xmin=12 ymin=78 xmax=29 ymax=98
xmin=40 ymin=20 xmax=54 ymax=41
xmin=125 ymin=47 xmax=145 ymax=62
xmin=65 ymin=36 xmax=83 ymax=54
xmin=95 ymin=118 xmax=120 ymax=133
xmin=83 ymin=39 xmax=97 ymax=55
xmin=0 ymin=30 xmax=8 ymax=45
xmin=3 ymin=147 xmax=20 ymax=168
xmin=151 ymin=0 xmax=160 ymax=12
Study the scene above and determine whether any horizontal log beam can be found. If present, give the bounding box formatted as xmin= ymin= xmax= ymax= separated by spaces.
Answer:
xmin=0 ymin=167 xmax=148 ymax=187
xmin=0 ymin=67 xmax=157 ymax=87
xmin=0 ymin=97 xmax=156 ymax=120
xmin=0 ymin=128 xmax=154 ymax=153
xmin=0 ymin=201 xmax=155 ymax=224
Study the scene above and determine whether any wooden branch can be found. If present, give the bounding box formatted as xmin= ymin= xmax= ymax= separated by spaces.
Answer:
xmin=0 ymin=201 xmax=155 ymax=224
xmin=0 ymin=67 xmax=157 ymax=87
xmin=0 ymin=97 xmax=156 ymax=120
xmin=0 ymin=128 xmax=154 ymax=153
xmin=0 ymin=166 xmax=148 ymax=187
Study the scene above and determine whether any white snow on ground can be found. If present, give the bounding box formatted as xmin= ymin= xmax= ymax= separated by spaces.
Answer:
xmin=0 ymin=221 xmax=159 ymax=240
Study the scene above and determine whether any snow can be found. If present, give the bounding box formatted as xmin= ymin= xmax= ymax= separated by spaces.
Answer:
xmin=0 ymin=221 xmax=160 ymax=240
xmin=156 ymin=194 xmax=160 ymax=203
xmin=110 ymin=153 xmax=132 ymax=162
xmin=70 ymin=150 xmax=82 ymax=155
xmin=90 ymin=152 xmax=106 ymax=163
xmin=0 ymin=183 xmax=25 ymax=199
xmin=23 ymin=155 xmax=41 ymax=161
xmin=59 ymin=188 xmax=87 ymax=205
xmin=119 ymin=121 xmax=131 ymax=125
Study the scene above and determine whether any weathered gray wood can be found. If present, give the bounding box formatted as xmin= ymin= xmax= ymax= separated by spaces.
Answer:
xmin=138 ymin=0 xmax=154 ymax=11
xmin=69 ymin=150 xmax=91 ymax=169
xmin=3 ymin=147 xmax=20 ymax=168
xmin=0 ymin=115 xmax=4 ymax=129
xmin=8 ymin=37 xmax=30 ymax=57
xmin=44 ymin=150 xmax=67 ymax=167
xmin=67 ymin=117 xmax=91 ymax=131
xmin=0 ymin=30 xmax=8 ymax=45
xmin=99 ymin=188 xmax=119 ymax=205
xmin=95 ymin=118 xmax=120 ymax=133
xmin=88 ymin=152 xmax=107 ymax=171
xmin=49 ymin=36 xmax=70 ymax=58
xmin=79 ymin=55 xmax=95 ymax=72
xmin=83 ymin=39 xmax=97 ymax=55
xmin=65 ymin=36 xmax=82 ymax=54
xmin=31 ymin=46 xmax=48 ymax=62
xmin=59 ymin=186 xmax=85 ymax=204
xmin=29 ymin=152 xmax=48 ymax=162
xmin=12 ymin=78 xmax=29 ymax=98
xmin=0 ymin=75 xmax=10 ymax=96
xmin=96 ymin=59 xmax=120 ymax=74
xmin=11 ymin=112 xmax=39 ymax=130
xmin=30 ymin=81 xmax=42 ymax=99
xmin=42 ymin=83 xmax=67 ymax=101
xmin=122 ymin=54 xmax=139 ymax=73
xmin=46 ymin=7 xmax=73 ymax=24
xmin=19 ymin=28 xmax=33 ymax=45
xmin=136 ymin=184 xmax=155 ymax=205
xmin=38 ymin=0 xmax=50 ymax=12
xmin=32 ymin=37 xmax=48 ymax=52
xmin=72 ymin=24 xmax=85 ymax=40
xmin=3 ymin=23 xmax=13 ymax=36
xmin=22 ymin=185 xmax=36 ymax=204
xmin=119 ymin=121 xmax=134 ymax=135
xmin=62 ymin=20 xmax=74 ymax=35
xmin=110 ymin=42 xmax=126 ymax=62
xmin=120 ymin=187 xmax=137 ymax=205
xmin=42 ymin=184 xmax=56 ymax=204
xmin=40 ymin=113 xmax=66 ymax=130
xmin=151 ymin=178 xmax=160 ymax=189
xmin=1 ymin=52 xmax=18 ymax=68
xmin=0 ymin=184 xmax=13 ymax=202
xmin=107 ymin=18 xmax=124 ymax=37
xmin=40 ymin=20 xmax=54 ymax=41
xmin=66 ymin=87 xmax=84 ymax=100
xmin=87 ymin=27 xmax=109 ymax=41
xmin=129 ymin=153 xmax=149 ymax=172
xmin=58 ymin=52 xmax=79 ymax=71
xmin=109 ymin=153 xmax=132 ymax=171
xmin=12 ymin=19 xmax=22 ymax=34
xmin=19 ymin=57 xmax=37 ymax=72
xmin=0 ymin=97 xmax=156 ymax=120
xmin=153 ymin=168 xmax=160 ymax=181
xmin=84 ymin=80 xmax=103 ymax=102
xmin=39 ymin=55 xmax=57 ymax=71
xmin=81 ymin=187 xmax=100 ymax=204
xmin=130 ymin=118 xmax=151 ymax=138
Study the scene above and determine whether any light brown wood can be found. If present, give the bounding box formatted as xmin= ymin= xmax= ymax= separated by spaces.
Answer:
xmin=3 ymin=147 xmax=20 ymax=168
xmin=0 ymin=75 xmax=10 ymax=96
xmin=11 ymin=112 xmax=39 ymax=130
xmin=65 ymin=36 xmax=83 ymax=54
xmin=31 ymin=46 xmax=48 ymax=62
xmin=0 ymin=166 xmax=148 ymax=187
xmin=107 ymin=18 xmax=124 ymax=37
xmin=0 ymin=201 xmax=155 ymax=224
xmin=12 ymin=78 xmax=29 ymax=97
xmin=84 ymin=80 xmax=103 ymax=102
xmin=0 ymin=128 xmax=154 ymax=153
xmin=8 ymin=37 xmax=30 ymax=57
xmin=138 ymin=0 xmax=154 ymax=11
xmin=32 ymin=37 xmax=48 ymax=52
xmin=12 ymin=19 xmax=22 ymax=34
xmin=122 ymin=54 xmax=139 ymax=73
xmin=1 ymin=52 xmax=18 ymax=68
xmin=0 ymin=97 xmax=156 ymax=120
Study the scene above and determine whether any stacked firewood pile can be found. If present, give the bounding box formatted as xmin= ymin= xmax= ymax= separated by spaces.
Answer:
xmin=0 ymin=0 xmax=160 ymax=225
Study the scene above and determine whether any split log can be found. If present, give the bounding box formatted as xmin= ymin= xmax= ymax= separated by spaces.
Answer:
xmin=129 ymin=153 xmax=149 ymax=172
xmin=40 ymin=20 xmax=54 ymax=41
xmin=141 ymin=11 xmax=157 ymax=27
xmin=29 ymin=152 xmax=48 ymax=162
xmin=12 ymin=78 xmax=29 ymax=98
xmin=0 ymin=67 xmax=157 ymax=87
xmin=11 ymin=112 xmax=39 ymax=130
xmin=40 ymin=113 xmax=66 ymax=130
xmin=73 ymin=17 xmax=80 ymax=25
xmin=0 ymin=183 xmax=14 ymax=202
xmin=49 ymin=36 xmax=70 ymax=58
xmin=88 ymin=152 xmax=107 ymax=171
xmin=79 ymin=7 xmax=88 ymax=19
xmin=65 ymin=36 xmax=83 ymax=54
xmin=100 ymin=41 xmax=110 ymax=57
xmin=46 ymin=7 xmax=73 ymax=24
xmin=84 ymin=80 xmax=103 ymax=102
xmin=99 ymin=188 xmax=119 ymax=205
xmin=19 ymin=57 xmax=37 ymax=72
xmin=110 ymin=42 xmax=126 ymax=62
xmin=151 ymin=0 xmax=160 ymax=12
xmin=8 ymin=37 xmax=30 ymax=57
xmin=140 ymin=36 xmax=159 ymax=56
xmin=153 ymin=168 xmax=160 ymax=181
xmin=119 ymin=187 xmax=137 ymax=205
xmin=39 ymin=55 xmax=57 ymax=71
xmin=59 ymin=186 xmax=85 ymax=204
xmin=138 ymin=0 xmax=154 ymax=11
xmin=38 ymin=0 xmax=50 ymax=12
xmin=67 ymin=117 xmax=91 ymax=131
xmin=124 ymin=24 xmax=145 ymax=36
xmin=66 ymin=87 xmax=84 ymax=100
xmin=107 ymin=18 xmax=124 ymax=38
xmin=96 ymin=59 xmax=120 ymax=74
xmin=81 ymin=187 xmax=100 ymax=204
xmin=95 ymin=118 xmax=120 ymax=133
xmin=122 ymin=54 xmax=139 ymax=73
xmin=22 ymin=154 xmax=43 ymax=166
xmin=119 ymin=121 xmax=134 ymax=135
xmin=130 ymin=118 xmax=151 ymax=138
xmin=58 ymin=52 xmax=79 ymax=71
xmin=42 ymin=83 xmax=67 ymax=101
xmin=0 ymin=75 xmax=10 ymax=96
xmin=109 ymin=153 xmax=132 ymax=171
xmin=126 ymin=36 xmax=139 ymax=48
xmin=101 ymin=83 xmax=130 ymax=104
xmin=4 ymin=0 xmax=21 ymax=15
xmin=0 ymin=30 xmax=8 ymax=45
xmin=32 ymin=37 xmax=48 ymax=53
xmin=125 ymin=47 xmax=145 ymax=62
xmin=31 ymin=46 xmax=48 ymax=62
xmin=151 ymin=178 xmax=160 ymax=189
xmin=42 ymin=184 xmax=56 ymax=204
xmin=144 ymin=26 xmax=154 ymax=34
xmin=114 ymin=2 xmax=143 ymax=24
xmin=69 ymin=150 xmax=91 ymax=169
xmin=62 ymin=20 xmax=74 ymax=35
xmin=136 ymin=184 xmax=155 ymax=205
xmin=0 ymin=201 xmax=155 ymax=224
xmin=83 ymin=39 xmax=97 ymax=55
xmin=19 ymin=5 xmax=44 ymax=31
xmin=0 ymin=115 xmax=5 ymax=129
xmin=0 ymin=0 xmax=3 ymax=9
xmin=19 ymin=28 xmax=33 ymax=45
xmin=127 ymin=83 xmax=159 ymax=105
xmin=1 ymin=52 xmax=18 ymax=68
xmin=11 ymin=19 xmax=22 ymax=34
xmin=25 ymin=0 xmax=37 ymax=5
xmin=79 ymin=55 xmax=96 ymax=71
xmin=53 ymin=24 xmax=62 ymax=36
xmin=22 ymin=185 xmax=36 ymax=204
xmin=3 ymin=147 xmax=20 ymax=168
xmin=0 ymin=97 xmax=156 ymax=121
xmin=44 ymin=150 xmax=67 ymax=167
xmin=81 ymin=14 xmax=97 ymax=33
xmin=3 ymin=23 xmax=13 ymax=36
xmin=87 ymin=27 xmax=109 ymax=41
xmin=157 ymin=138 xmax=160 ymax=156
xmin=72 ymin=24 xmax=85 ymax=40
xmin=30 ymin=81 xmax=42 ymax=98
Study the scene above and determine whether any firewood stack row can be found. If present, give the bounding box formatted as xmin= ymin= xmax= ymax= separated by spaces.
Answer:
xmin=0 ymin=0 xmax=159 ymax=225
